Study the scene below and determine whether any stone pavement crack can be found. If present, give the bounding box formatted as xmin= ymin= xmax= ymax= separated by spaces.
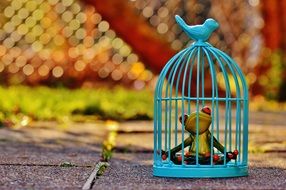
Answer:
xmin=82 ymin=121 xmax=118 ymax=190
xmin=82 ymin=161 xmax=109 ymax=190
xmin=113 ymin=146 xmax=153 ymax=153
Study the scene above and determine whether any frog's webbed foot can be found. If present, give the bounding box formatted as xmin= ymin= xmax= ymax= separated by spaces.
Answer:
xmin=214 ymin=150 xmax=239 ymax=165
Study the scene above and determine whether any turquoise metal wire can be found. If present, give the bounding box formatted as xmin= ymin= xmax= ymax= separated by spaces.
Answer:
xmin=153 ymin=17 xmax=248 ymax=178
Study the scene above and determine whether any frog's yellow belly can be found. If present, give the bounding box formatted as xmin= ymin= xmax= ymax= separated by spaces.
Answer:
xmin=189 ymin=132 xmax=211 ymax=157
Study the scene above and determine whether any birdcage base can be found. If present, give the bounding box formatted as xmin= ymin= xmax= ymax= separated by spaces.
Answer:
xmin=153 ymin=165 xmax=248 ymax=178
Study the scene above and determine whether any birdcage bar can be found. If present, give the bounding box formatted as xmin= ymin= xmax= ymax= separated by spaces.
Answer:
xmin=187 ymin=54 xmax=194 ymax=114
xmin=181 ymin=94 xmax=185 ymax=165
xmin=175 ymin=51 xmax=189 ymax=165
xmin=170 ymin=49 xmax=194 ymax=158
xmin=204 ymin=47 xmax=220 ymax=167
xmin=178 ymin=48 xmax=198 ymax=165
xmin=209 ymin=56 xmax=216 ymax=166
xmin=213 ymin=48 xmax=249 ymax=165
xmin=194 ymin=47 xmax=200 ymax=165
xmin=238 ymin=106 xmax=242 ymax=163
xmin=159 ymin=97 xmax=245 ymax=101
xmin=218 ymin=52 xmax=231 ymax=166
xmin=165 ymin=48 xmax=193 ymax=162
xmin=236 ymin=104 xmax=241 ymax=164
xmin=176 ymin=48 xmax=197 ymax=148
xmin=229 ymin=101 xmax=232 ymax=151
xmin=179 ymin=51 xmax=190 ymax=165
xmin=204 ymin=47 xmax=230 ymax=166
xmin=154 ymin=51 xmax=178 ymax=160
xmin=207 ymin=47 xmax=243 ymax=164
xmin=154 ymin=47 xmax=190 ymax=164
xmin=201 ymin=49 xmax=206 ymax=107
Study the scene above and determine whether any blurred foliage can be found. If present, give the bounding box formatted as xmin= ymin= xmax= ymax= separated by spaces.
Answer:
xmin=0 ymin=85 xmax=286 ymax=128
xmin=250 ymin=95 xmax=286 ymax=112
xmin=101 ymin=121 xmax=117 ymax=161
xmin=257 ymin=51 xmax=284 ymax=100
xmin=0 ymin=86 xmax=153 ymax=127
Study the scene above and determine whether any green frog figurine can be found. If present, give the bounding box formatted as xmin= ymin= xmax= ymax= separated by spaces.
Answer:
xmin=162 ymin=106 xmax=238 ymax=165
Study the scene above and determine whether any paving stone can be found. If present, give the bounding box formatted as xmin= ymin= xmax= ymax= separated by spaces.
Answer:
xmin=115 ymin=133 xmax=153 ymax=153
xmin=0 ymin=165 xmax=92 ymax=190
xmin=0 ymin=121 xmax=108 ymax=189
xmin=0 ymin=142 xmax=100 ymax=166
xmin=93 ymin=153 xmax=286 ymax=190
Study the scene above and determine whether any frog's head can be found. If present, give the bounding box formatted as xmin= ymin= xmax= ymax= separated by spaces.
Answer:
xmin=179 ymin=106 xmax=212 ymax=135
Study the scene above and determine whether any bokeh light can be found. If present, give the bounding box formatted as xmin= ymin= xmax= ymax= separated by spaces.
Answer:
xmin=52 ymin=66 xmax=64 ymax=78
xmin=23 ymin=64 xmax=34 ymax=76
xmin=13 ymin=0 xmax=274 ymax=89
xmin=38 ymin=64 xmax=50 ymax=76
xmin=74 ymin=60 xmax=86 ymax=71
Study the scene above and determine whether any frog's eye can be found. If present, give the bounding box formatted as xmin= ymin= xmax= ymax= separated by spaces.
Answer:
xmin=179 ymin=114 xmax=188 ymax=124
xmin=202 ymin=106 xmax=211 ymax=115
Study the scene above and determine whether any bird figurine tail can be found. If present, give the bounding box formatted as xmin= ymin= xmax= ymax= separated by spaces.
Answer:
xmin=175 ymin=15 xmax=190 ymax=37
xmin=175 ymin=15 xmax=188 ymax=29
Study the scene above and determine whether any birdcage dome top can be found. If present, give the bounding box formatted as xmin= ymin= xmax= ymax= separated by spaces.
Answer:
xmin=155 ymin=16 xmax=248 ymax=100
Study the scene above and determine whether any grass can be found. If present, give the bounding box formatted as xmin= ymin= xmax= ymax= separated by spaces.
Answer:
xmin=1 ymin=85 xmax=286 ymax=128
xmin=0 ymin=85 xmax=153 ymax=126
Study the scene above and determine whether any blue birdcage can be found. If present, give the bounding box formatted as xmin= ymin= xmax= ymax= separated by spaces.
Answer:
xmin=153 ymin=15 xmax=248 ymax=178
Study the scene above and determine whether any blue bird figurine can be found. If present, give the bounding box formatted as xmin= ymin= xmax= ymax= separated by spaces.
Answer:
xmin=175 ymin=15 xmax=219 ymax=42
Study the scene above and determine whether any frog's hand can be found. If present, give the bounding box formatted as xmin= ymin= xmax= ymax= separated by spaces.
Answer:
xmin=227 ymin=150 xmax=239 ymax=160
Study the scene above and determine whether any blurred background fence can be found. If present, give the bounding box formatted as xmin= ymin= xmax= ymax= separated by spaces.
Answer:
xmin=0 ymin=0 xmax=286 ymax=100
